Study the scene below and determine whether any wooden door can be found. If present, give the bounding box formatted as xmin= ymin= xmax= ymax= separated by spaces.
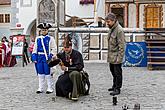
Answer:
xmin=144 ymin=4 xmax=163 ymax=28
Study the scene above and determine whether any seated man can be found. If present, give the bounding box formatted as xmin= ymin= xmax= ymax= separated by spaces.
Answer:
xmin=55 ymin=35 xmax=85 ymax=101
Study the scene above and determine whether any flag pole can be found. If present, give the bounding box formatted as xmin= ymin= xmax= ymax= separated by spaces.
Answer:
xmin=94 ymin=0 xmax=98 ymax=23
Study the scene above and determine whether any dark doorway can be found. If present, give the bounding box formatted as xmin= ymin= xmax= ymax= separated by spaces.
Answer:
xmin=111 ymin=8 xmax=124 ymax=27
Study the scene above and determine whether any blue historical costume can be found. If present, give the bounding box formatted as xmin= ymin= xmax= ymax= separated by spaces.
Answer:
xmin=31 ymin=23 xmax=57 ymax=94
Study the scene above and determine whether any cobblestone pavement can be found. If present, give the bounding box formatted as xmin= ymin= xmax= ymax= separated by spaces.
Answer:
xmin=0 ymin=61 xmax=165 ymax=110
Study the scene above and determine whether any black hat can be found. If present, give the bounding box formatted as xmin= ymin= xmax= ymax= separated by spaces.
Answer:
xmin=105 ymin=13 xmax=116 ymax=21
xmin=63 ymin=34 xmax=72 ymax=47
xmin=37 ymin=23 xmax=52 ymax=29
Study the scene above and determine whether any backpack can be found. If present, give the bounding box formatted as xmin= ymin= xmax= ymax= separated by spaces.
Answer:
xmin=81 ymin=70 xmax=90 ymax=95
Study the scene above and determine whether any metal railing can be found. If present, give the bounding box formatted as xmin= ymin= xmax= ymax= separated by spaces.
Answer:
xmin=57 ymin=27 xmax=146 ymax=61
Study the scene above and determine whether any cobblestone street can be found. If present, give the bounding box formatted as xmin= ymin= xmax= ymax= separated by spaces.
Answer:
xmin=0 ymin=62 xmax=165 ymax=110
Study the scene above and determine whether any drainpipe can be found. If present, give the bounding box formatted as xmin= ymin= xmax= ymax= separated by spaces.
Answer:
xmin=136 ymin=0 xmax=139 ymax=28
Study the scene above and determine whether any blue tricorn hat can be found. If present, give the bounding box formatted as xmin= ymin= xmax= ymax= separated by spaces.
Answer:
xmin=37 ymin=23 xmax=52 ymax=29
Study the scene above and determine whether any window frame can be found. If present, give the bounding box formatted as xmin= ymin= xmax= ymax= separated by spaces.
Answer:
xmin=0 ymin=14 xmax=10 ymax=23
xmin=0 ymin=14 xmax=4 ymax=23
xmin=5 ymin=14 xmax=10 ymax=23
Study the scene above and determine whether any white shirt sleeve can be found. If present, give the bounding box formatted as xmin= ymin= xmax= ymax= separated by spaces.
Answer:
xmin=50 ymin=36 xmax=57 ymax=55
xmin=32 ymin=36 xmax=40 ymax=54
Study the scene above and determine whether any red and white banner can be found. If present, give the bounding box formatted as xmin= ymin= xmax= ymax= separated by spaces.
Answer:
xmin=11 ymin=35 xmax=25 ymax=56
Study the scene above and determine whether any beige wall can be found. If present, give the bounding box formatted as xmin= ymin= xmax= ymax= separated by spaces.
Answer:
xmin=128 ymin=4 xmax=136 ymax=28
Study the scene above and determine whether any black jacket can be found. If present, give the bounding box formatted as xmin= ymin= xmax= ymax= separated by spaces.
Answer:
xmin=57 ymin=49 xmax=84 ymax=73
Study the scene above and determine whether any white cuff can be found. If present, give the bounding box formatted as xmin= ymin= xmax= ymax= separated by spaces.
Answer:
xmin=65 ymin=67 xmax=68 ymax=71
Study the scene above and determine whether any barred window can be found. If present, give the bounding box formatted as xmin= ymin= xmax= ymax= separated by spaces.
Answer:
xmin=80 ymin=0 xmax=94 ymax=4
xmin=5 ymin=14 xmax=10 ymax=23
xmin=0 ymin=14 xmax=4 ymax=23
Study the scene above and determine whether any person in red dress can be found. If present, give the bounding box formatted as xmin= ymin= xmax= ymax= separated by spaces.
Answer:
xmin=1 ymin=41 xmax=7 ymax=67
xmin=0 ymin=42 xmax=2 ymax=67
xmin=6 ymin=42 xmax=17 ymax=67
xmin=1 ymin=36 xmax=9 ymax=67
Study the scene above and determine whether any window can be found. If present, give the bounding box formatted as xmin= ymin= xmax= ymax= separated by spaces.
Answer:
xmin=0 ymin=14 xmax=10 ymax=23
xmin=5 ymin=14 xmax=10 ymax=23
xmin=20 ymin=0 xmax=32 ymax=7
xmin=80 ymin=0 xmax=94 ymax=4
xmin=0 ymin=14 xmax=4 ymax=23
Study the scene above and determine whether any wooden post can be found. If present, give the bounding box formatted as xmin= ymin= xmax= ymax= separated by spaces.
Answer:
xmin=125 ymin=3 xmax=129 ymax=28
xmin=136 ymin=2 xmax=139 ymax=28
xmin=94 ymin=0 xmax=98 ymax=23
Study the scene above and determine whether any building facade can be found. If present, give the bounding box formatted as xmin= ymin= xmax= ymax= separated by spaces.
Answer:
xmin=0 ymin=0 xmax=11 ymax=38
xmin=1 ymin=0 xmax=165 ymax=38
xmin=10 ymin=0 xmax=37 ymax=37
xmin=1 ymin=0 xmax=165 ymax=61
xmin=105 ymin=0 xmax=165 ymax=28
xmin=0 ymin=0 xmax=65 ymax=39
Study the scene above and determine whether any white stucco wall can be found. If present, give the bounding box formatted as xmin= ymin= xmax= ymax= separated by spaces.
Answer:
xmin=66 ymin=0 xmax=105 ymax=18
xmin=139 ymin=4 xmax=144 ymax=28
xmin=0 ymin=5 xmax=11 ymax=13
xmin=0 ymin=5 xmax=11 ymax=38
xmin=14 ymin=0 xmax=105 ymax=34
xmin=95 ymin=0 xmax=105 ymax=18
xmin=128 ymin=4 xmax=136 ymax=28
xmin=16 ymin=0 xmax=37 ymax=34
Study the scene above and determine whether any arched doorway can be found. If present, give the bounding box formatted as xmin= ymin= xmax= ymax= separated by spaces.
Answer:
xmin=26 ymin=19 xmax=36 ymax=39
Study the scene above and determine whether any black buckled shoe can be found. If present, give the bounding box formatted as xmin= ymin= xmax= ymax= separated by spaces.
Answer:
xmin=110 ymin=89 xmax=120 ymax=96
xmin=108 ymin=88 xmax=114 ymax=91
xmin=71 ymin=97 xmax=78 ymax=101
xmin=46 ymin=91 xmax=53 ymax=94
xmin=68 ymin=92 xmax=79 ymax=101
xmin=36 ymin=91 xmax=43 ymax=94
